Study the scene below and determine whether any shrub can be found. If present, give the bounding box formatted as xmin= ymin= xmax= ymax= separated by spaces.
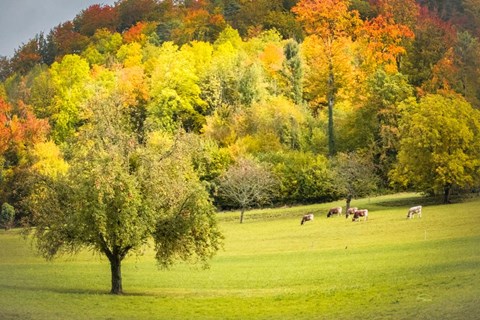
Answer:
xmin=0 ymin=202 xmax=15 ymax=230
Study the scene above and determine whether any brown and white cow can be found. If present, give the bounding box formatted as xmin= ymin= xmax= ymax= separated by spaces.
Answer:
xmin=327 ymin=207 xmax=342 ymax=218
xmin=352 ymin=209 xmax=368 ymax=222
xmin=345 ymin=207 xmax=358 ymax=219
xmin=407 ymin=205 xmax=422 ymax=219
xmin=301 ymin=213 xmax=314 ymax=225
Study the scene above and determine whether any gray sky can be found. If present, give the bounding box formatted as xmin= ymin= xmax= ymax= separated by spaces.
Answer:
xmin=0 ymin=0 xmax=116 ymax=57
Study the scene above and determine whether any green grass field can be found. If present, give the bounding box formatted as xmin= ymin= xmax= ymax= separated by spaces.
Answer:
xmin=0 ymin=193 xmax=479 ymax=319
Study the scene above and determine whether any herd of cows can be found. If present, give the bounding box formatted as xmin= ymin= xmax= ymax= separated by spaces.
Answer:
xmin=300 ymin=205 xmax=422 ymax=225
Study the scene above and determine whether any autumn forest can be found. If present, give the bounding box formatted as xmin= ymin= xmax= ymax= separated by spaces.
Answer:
xmin=1 ymin=0 xmax=480 ymax=229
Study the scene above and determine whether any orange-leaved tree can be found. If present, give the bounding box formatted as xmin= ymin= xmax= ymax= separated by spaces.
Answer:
xmin=0 ymin=98 xmax=49 ymax=221
xmin=292 ymin=0 xmax=361 ymax=156
xmin=360 ymin=14 xmax=414 ymax=73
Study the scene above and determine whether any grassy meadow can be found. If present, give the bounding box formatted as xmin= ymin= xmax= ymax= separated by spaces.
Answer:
xmin=0 ymin=193 xmax=479 ymax=319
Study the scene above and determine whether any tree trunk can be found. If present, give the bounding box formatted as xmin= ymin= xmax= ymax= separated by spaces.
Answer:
xmin=240 ymin=208 xmax=245 ymax=224
xmin=346 ymin=195 xmax=352 ymax=218
xmin=327 ymin=60 xmax=336 ymax=157
xmin=346 ymin=195 xmax=352 ymax=211
xmin=443 ymin=183 xmax=452 ymax=204
xmin=109 ymin=254 xmax=123 ymax=295
xmin=98 ymin=235 xmax=131 ymax=295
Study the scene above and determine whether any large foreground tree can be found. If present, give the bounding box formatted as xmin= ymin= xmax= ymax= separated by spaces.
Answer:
xmin=26 ymin=92 xmax=223 ymax=294
xmin=390 ymin=93 xmax=480 ymax=203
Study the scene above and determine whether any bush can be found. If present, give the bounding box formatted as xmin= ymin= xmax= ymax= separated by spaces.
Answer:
xmin=1 ymin=202 xmax=15 ymax=230
xmin=262 ymin=151 xmax=339 ymax=204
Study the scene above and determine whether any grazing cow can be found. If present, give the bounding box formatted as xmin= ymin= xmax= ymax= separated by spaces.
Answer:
xmin=352 ymin=209 xmax=368 ymax=222
xmin=327 ymin=207 xmax=342 ymax=218
xmin=345 ymin=207 xmax=358 ymax=219
xmin=301 ymin=213 xmax=314 ymax=225
xmin=407 ymin=205 xmax=422 ymax=219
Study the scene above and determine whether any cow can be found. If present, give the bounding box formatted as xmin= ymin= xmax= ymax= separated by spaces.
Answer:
xmin=327 ymin=207 xmax=342 ymax=218
xmin=345 ymin=207 xmax=358 ymax=219
xmin=301 ymin=213 xmax=314 ymax=225
xmin=407 ymin=205 xmax=422 ymax=219
xmin=352 ymin=209 xmax=368 ymax=222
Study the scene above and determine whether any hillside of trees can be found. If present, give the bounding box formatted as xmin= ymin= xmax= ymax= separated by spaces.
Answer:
xmin=1 ymin=0 xmax=480 ymax=223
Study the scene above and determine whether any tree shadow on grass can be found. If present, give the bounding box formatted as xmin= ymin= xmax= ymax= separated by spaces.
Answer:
xmin=0 ymin=283 xmax=159 ymax=297
xmin=375 ymin=192 xmax=480 ymax=208
xmin=374 ymin=195 xmax=441 ymax=208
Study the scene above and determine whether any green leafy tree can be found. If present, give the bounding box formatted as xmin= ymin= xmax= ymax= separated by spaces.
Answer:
xmin=352 ymin=69 xmax=414 ymax=185
xmin=0 ymin=202 xmax=15 ymax=230
xmin=281 ymin=39 xmax=303 ymax=105
xmin=391 ymin=93 xmax=480 ymax=203
xmin=241 ymin=96 xmax=307 ymax=151
xmin=332 ymin=151 xmax=379 ymax=210
xmin=464 ymin=0 xmax=480 ymax=32
xmin=264 ymin=10 xmax=303 ymax=40
xmin=28 ymin=66 xmax=55 ymax=119
xmin=83 ymin=29 xmax=123 ymax=66
xmin=454 ymin=31 xmax=480 ymax=107
xmin=268 ymin=151 xmax=337 ymax=204
xmin=0 ymin=56 xmax=12 ymax=82
xmin=26 ymin=92 xmax=223 ymax=294
xmin=209 ymin=27 xmax=268 ymax=108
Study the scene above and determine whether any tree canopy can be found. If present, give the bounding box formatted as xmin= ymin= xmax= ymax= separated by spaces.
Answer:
xmin=217 ymin=157 xmax=277 ymax=223
xmin=391 ymin=93 xmax=480 ymax=203
xmin=26 ymin=91 xmax=223 ymax=294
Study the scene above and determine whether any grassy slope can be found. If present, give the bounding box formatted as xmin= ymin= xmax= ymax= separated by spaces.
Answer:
xmin=0 ymin=193 xmax=479 ymax=319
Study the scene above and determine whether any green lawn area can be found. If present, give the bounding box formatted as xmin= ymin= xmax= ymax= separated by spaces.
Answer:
xmin=0 ymin=193 xmax=479 ymax=319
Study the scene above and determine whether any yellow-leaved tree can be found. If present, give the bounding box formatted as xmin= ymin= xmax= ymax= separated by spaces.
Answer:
xmin=391 ymin=93 xmax=480 ymax=203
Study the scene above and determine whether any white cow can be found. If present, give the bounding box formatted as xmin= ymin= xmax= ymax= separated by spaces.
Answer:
xmin=301 ymin=213 xmax=314 ymax=225
xmin=346 ymin=207 xmax=358 ymax=218
xmin=407 ymin=206 xmax=422 ymax=219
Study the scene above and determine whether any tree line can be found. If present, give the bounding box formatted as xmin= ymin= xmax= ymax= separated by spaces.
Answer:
xmin=1 ymin=0 xmax=480 ymax=293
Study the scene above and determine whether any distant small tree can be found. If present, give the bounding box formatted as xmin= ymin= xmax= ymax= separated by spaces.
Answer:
xmin=332 ymin=152 xmax=379 ymax=210
xmin=281 ymin=39 xmax=303 ymax=105
xmin=217 ymin=158 xmax=277 ymax=223
xmin=0 ymin=202 xmax=15 ymax=230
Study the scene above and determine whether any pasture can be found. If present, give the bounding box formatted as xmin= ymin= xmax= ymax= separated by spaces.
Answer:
xmin=0 ymin=193 xmax=479 ymax=319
